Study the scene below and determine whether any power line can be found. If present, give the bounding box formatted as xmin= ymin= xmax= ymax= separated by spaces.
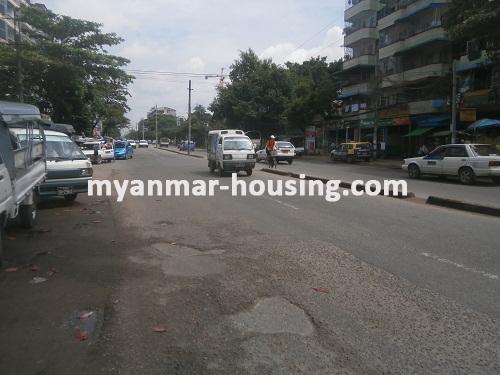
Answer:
xmin=283 ymin=20 xmax=340 ymax=60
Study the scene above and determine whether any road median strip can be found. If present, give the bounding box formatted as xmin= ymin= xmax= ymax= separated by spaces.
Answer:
xmin=426 ymin=196 xmax=500 ymax=218
xmin=261 ymin=168 xmax=414 ymax=199
xmin=157 ymin=147 xmax=205 ymax=159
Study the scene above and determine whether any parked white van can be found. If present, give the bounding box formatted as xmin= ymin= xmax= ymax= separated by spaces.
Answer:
xmin=207 ymin=130 xmax=256 ymax=176
xmin=11 ymin=129 xmax=93 ymax=202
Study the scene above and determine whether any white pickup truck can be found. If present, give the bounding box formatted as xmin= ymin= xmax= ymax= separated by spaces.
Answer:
xmin=0 ymin=101 xmax=47 ymax=265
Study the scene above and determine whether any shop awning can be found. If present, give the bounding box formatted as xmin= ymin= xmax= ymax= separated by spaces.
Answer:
xmin=467 ymin=118 xmax=500 ymax=132
xmin=405 ymin=127 xmax=432 ymax=137
xmin=411 ymin=114 xmax=450 ymax=128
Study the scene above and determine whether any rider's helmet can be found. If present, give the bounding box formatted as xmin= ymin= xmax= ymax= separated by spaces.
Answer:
xmin=270 ymin=135 xmax=275 ymax=139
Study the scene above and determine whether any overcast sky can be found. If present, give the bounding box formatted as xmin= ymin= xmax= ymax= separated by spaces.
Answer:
xmin=41 ymin=0 xmax=345 ymax=129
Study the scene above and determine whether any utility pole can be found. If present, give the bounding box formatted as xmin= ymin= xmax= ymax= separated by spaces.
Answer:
xmin=451 ymin=60 xmax=457 ymax=144
xmin=142 ymin=119 xmax=145 ymax=140
xmin=155 ymin=105 xmax=159 ymax=148
xmin=187 ymin=80 xmax=193 ymax=156
xmin=14 ymin=9 xmax=24 ymax=102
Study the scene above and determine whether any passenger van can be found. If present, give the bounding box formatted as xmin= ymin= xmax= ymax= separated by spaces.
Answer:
xmin=10 ymin=129 xmax=93 ymax=202
xmin=207 ymin=130 xmax=256 ymax=176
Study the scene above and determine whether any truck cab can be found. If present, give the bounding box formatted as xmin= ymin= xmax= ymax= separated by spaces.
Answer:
xmin=0 ymin=101 xmax=47 ymax=264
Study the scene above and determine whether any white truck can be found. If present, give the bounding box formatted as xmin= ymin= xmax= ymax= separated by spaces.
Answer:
xmin=207 ymin=130 xmax=256 ymax=177
xmin=0 ymin=101 xmax=47 ymax=265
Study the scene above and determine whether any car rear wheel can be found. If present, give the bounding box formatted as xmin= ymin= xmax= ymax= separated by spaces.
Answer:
xmin=492 ymin=177 xmax=500 ymax=185
xmin=246 ymin=169 xmax=253 ymax=176
xmin=218 ymin=164 xmax=225 ymax=177
xmin=408 ymin=164 xmax=421 ymax=179
xmin=19 ymin=191 xmax=38 ymax=229
xmin=347 ymin=156 xmax=354 ymax=164
xmin=288 ymin=159 xmax=293 ymax=165
xmin=458 ymin=167 xmax=475 ymax=185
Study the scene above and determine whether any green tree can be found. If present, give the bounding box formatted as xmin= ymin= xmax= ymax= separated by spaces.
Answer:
xmin=445 ymin=0 xmax=500 ymax=57
xmin=285 ymin=57 xmax=342 ymax=132
xmin=210 ymin=49 xmax=291 ymax=136
xmin=0 ymin=5 xmax=133 ymax=134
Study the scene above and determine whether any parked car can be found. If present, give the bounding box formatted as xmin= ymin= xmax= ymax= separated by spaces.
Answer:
xmin=275 ymin=141 xmax=296 ymax=164
xmin=0 ymin=101 xmax=47 ymax=265
xmin=179 ymin=140 xmax=196 ymax=151
xmin=81 ymin=141 xmax=104 ymax=164
xmin=256 ymin=149 xmax=267 ymax=162
xmin=139 ymin=140 xmax=149 ymax=148
xmin=102 ymin=143 xmax=115 ymax=162
xmin=331 ymin=142 xmax=373 ymax=163
xmin=294 ymin=146 xmax=305 ymax=157
xmin=114 ymin=141 xmax=134 ymax=160
xmin=12 ymin=129 xmax=92 ymax=202
xmin=128 ymin=140 xmax=137 ymax=149
xmin=403 ymin=144 xmax=500 ymax=185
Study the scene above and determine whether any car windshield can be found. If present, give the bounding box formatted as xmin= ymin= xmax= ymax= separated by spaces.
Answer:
xmin=470 ymin=145 xmax=499 ymax=156
xmin=277 ymin=142 xmax=294 ymax=148
xmin=115 ymin=142 xmax=127 ymax=149
xmin=223 ymin=137 xmax=253 ymax=151
xmin=82 ymin=143 xmax=100 ymax=151
xmin=46 ymin=135 xmax=87 ymax=160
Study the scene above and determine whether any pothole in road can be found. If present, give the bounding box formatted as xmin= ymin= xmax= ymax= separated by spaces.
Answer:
xmin=231 ymin=297 xmax=314 ymax=336
xmin=151 ymin=243 xmax=225 ymax=277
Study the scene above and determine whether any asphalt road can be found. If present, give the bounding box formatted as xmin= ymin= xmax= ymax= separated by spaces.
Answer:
xmin=1 ymin=147 xmax=499 ymax=374
xmin=264 ymin=157 xmax=500 ymax=207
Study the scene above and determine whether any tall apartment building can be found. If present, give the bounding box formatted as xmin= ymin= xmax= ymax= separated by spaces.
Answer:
xmin=148 ymin=106 xmax=177 ymax=119
xmin=341 ymin=0 xmax=452 ymax=157
xmin=0 ymin=0 xmax=30 ymax=43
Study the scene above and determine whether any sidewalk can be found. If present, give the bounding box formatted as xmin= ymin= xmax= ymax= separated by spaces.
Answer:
xmin=298 ymin=154 xmax=403 ymax=170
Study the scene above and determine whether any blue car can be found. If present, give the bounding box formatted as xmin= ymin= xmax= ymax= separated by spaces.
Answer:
xmin=114 ymin=141 xmax=134 ymax=160
xmin=178 ymin=141 xmax=196 ymax=151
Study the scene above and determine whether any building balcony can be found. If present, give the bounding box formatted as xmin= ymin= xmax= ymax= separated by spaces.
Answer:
xmin=379 ymin=27 xmax=447 ymax=59
xmin=378 ymin=0 xmax=449 ymax=31
xmin=345 ymin=0 xmax=380 ymax=22
xmin=343 ymin=54 xmax=377 ymax=71
xmin=344 ymin=27 xmax=378 ymax=47
xmin=381 ymin=63 xmax=450 ymax=88
xmin=340 ymin=82 xmax=376 ymax=99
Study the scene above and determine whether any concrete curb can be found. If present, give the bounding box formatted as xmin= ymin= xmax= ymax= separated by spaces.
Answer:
xmin=261 ymin=168 xmax=414 ymax=199
xmin=157 ymin=147 xmax=205 ymax=159
xmin=426 ymin=196 xmax=500 ymax=218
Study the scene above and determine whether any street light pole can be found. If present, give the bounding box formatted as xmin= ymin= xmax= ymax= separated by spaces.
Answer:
xmin=155 ymin=105 xmax=158 ymax=148
xmin=188 ymin=80 xmax=193 ymax=156
xmin=451 ymin=60 xmax=458 ymax=144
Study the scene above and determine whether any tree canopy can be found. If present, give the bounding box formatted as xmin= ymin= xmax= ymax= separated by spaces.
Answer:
xmin=445 ymin=0 xmax=500 ymax=57
xmin=210 ymin=50 xmax=342 ymax=136
xmin=0 ymin=5 xmax=133 ymax=134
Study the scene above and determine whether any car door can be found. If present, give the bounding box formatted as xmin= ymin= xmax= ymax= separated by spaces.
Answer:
xmin=421 ymin=146 xmax=446 ymax=175
xmin=0 ymin=153 xmax=13 ymax=210
xmin=442 ymin=145 xmax=469 ymax=176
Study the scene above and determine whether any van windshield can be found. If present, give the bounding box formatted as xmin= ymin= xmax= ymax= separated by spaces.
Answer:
xmin=46 ymin=135 xmax=87 ymax=160
xmin=223 ymin=137 xmax=253 ymax=151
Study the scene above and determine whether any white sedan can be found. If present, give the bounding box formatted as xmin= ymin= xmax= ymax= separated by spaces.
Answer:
xmin=139 ymin=140 xmax=149 ymax=148
xmin=402 ymin=144 xmax=500 ymax=185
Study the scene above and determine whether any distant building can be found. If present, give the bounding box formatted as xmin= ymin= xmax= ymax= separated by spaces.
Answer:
xmin=147 ymin=106 xmax=177 ymax=119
